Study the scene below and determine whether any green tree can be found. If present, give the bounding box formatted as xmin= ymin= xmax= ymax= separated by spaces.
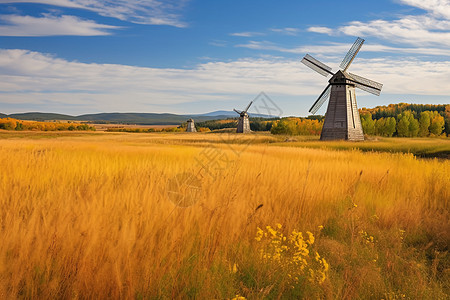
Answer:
xmin=374 ymin=117 xmax=396 ymax=137
xmin=360 ymin=112 xmax=375 ymax=135
xmin=14 ymin=122 xmax=24 ymax=131
xmin=397 ymin=115 xmax=410 ymax=137
xmin=418 ymin=111 xmax=431 ymax=137
xmin=397 ymin=111 xmax=419 ymax=137
xmin=375 ymin=118 xmax=386 ymax=136
xmin=385 ymin=117 xmax=396 ymax=137
xmin=408 ymin=117 xmax=419 ymax=137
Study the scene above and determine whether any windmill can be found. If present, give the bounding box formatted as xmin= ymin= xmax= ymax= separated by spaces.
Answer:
xmin=186 ymin=118 xmax=196 ymax=132
xmin=234 ymin=101 xmax=253 ymax=133
xmin=301 ymin=37 xmax=383 ymax=141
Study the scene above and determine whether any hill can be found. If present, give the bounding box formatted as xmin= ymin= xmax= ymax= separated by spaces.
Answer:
xmin=2 ymin=112 xmax=241 ymax=125
xmin=9 ymin=112 xmax=77 ymax=121
xmin=195 ymin=110 xmax=272 ymax=118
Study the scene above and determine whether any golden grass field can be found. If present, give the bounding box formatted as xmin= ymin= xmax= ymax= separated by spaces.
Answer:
xmin=0 ymin=131 xmax=448 ymax=299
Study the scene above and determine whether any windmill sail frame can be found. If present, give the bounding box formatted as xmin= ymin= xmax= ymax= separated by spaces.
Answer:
xmin=300 ymin=37 xmax=383 ymax=141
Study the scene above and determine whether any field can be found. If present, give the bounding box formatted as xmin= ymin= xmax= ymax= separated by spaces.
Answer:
xmin=0 ymin=131 xmax=448 ymax=299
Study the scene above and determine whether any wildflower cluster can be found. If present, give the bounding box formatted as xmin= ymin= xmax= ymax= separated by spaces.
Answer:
xmin=255 ymin=224 xmax=329 ymax=286
xmin=359 ymin=230 xmax=375 ymax=245
xmin=382 ymin=291 xmax=407 ymax=300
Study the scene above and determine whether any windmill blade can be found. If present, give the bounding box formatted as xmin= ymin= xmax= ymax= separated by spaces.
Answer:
xmin=347 ymin=72 xmax=383 ymax=96
xmin=233 ymin=109 xmax=242 ymax=115
xmin=301 ymin=54 xmax=333 ymax=77
xmin=340 ymin=37 xmax=364 ymax=71
xmin=309 ymin=84 xmax=331 ymax=114
xmin=244 ymin=101 xmax=253 ymax=113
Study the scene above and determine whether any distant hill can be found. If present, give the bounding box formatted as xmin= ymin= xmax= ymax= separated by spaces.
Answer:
xmin=77 ymin=112 xmax=234 ymax=125
xmin=197 ymin=110 xmax=235 ymax=117
xmin=1 ymin=111 xmax=274 ymax=125
xmin=0 ymin=113 xmax=6 ymax=118
xmin=9 ymin=112 xmax=77 ymax=121
xmin=196 ymin=110 xmax=272 ymax=118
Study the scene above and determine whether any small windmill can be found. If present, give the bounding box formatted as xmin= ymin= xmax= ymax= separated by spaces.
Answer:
xmin=234 ymin=101 xmax=253 ymax=133
xmin=301 ymin=37 xmax=383 ymax=141
xmin=186 ymin=118 xmax=196 ymax=132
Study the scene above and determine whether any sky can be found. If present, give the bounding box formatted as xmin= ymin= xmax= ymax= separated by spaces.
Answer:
xmin=0 ymin=0 xmax=449 ymax=116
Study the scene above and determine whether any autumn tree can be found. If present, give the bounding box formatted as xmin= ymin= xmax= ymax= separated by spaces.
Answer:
xmin=270 ymin=118 xmax=323 ymax=136
xmin=429 ymin=112 xmax=445 ymax=136
xmin=444 ymin=105 xmax=450 ymax=136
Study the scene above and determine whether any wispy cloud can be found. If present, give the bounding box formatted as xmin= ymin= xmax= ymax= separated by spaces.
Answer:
xmin=236 ymin=40 xmax=450 ymax=56
xmin=0 ymin=14 xmax=120 ymax=36
xmin=306 ymin=1 xmax=450 ymax=48
xmin=270 ymin=27 xmax=299 ymax=35
xmin=229 ymin=31 xmax=265 ymax=37
xmin=1 ymin=0 xmax=188 ymax=27
xmin=235 ymin=41 xmax=283 ymax=51
xmin=1 ymin=49 xmax=449 ymax=114
xmin=209 ymin=40 xmax=227 ymax=47
xmin=338 ymin=16 xmax=450 ymax=47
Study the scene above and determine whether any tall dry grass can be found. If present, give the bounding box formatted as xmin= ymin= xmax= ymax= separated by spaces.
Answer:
xmin=0 ymin=132 xmax=448 ymax=299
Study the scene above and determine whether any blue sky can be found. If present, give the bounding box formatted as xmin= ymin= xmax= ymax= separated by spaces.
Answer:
xmin=0 ymin=0 xmax=449 ymax=116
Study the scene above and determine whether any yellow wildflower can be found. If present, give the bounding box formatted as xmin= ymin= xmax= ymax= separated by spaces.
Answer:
xmin=306 ymin=231 xmax=315 ymax=245
xmin=232 ymin=263 xmax=238 ymax=274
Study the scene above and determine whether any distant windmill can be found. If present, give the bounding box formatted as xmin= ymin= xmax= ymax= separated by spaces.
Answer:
xmin=234 ymin=101 xmax=253 ymax=133
xmin=301 ymin=37 xmax=383 ymax=141
xmin=186 ymin=118 xmax=197 ymax=132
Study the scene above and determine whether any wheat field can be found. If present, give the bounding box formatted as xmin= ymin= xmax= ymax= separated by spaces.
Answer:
xmin=0 ymin=131 xmax=448 ymax=299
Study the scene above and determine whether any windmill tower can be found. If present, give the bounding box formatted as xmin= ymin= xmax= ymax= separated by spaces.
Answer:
xmin=234 ymin=101 xmax=253 ymax=133
xmin=301 ymin=37 xmax=383 ymax=141
xmin=186 ymin=118 xmax=197 ymax=132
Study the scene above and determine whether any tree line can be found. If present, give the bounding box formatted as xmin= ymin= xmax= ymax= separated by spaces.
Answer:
xmin=0 ymin=118 xmax=95 ymax=131
xmin=360 ymin=103 xmax=449 ymax=136
xmin=360 ymin=109 xmax=447 ymax=137
xmin=270 ymin=118 xmax=322 ymax=135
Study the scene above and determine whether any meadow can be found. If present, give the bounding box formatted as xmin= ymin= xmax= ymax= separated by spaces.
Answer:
xmin=0 ymin=131 xmax=448 ymax=299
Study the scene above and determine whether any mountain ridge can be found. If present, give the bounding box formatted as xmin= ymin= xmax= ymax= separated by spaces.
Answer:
xmin=2 ymin=111 xmax=274 ymax=125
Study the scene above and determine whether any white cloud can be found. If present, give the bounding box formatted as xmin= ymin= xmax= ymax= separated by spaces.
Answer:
xmin=399 ymin=0 xmax=450 ymax=19
xmin=306 ymin=1 xmax=450 ymax=49
xmin=209 ymin=40 xmax=227 ymax=47
xmin=270 ymin=27 xmax=299 ymax=35
xmin=307 ymin=26 xmax=333 ymax=35
xmin=338 ymin=15 xmax=450 ymax=47
xmin=303 ymin=0 xmax=450 ymax=62
xmin=0 ymin=14 xmax=120 ymax=36
xmin=0 ymin=49 xmax=449 ymax=114
xmin=230 ymin=32 xmax=265 ymax=37
xmin=0 ymin=0 xmax=84 ymax=8
xmin=236 ymin=40 xmax=450 ymax=56
xmin=235 ymin=41 xmax=285 ymax=51
xmin=1 ymin=0 xmax=188 ymax=27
